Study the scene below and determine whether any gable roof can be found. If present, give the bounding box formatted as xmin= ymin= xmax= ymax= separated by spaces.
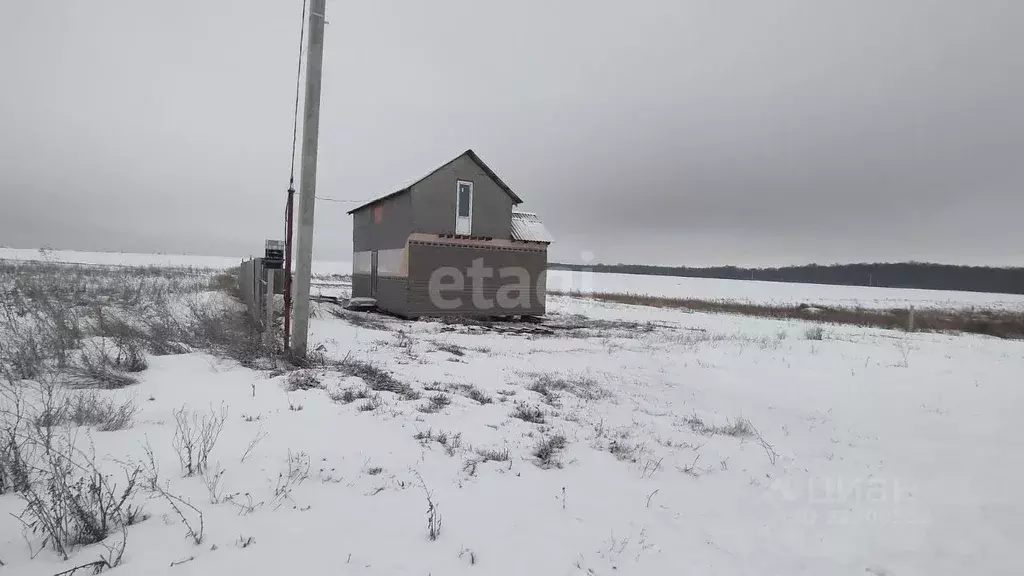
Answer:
xmin=346 ymin=149 xmax=523 ymax=214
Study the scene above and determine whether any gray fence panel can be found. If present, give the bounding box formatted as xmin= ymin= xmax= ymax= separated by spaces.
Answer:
xmin=238 ymin=258 xmax=265 ymax=324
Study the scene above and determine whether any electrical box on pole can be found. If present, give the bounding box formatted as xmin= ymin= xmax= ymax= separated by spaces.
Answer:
xmin=264 ymin=240 xmax=285 ymax=270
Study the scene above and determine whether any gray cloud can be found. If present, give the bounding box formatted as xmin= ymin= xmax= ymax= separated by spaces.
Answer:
xmin=1 ymin=0 xmax=1021 ymax=267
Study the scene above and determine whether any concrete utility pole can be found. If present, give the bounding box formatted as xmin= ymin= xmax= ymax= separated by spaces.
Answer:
xmin=291 ymin=0 xmax=327 ymax=357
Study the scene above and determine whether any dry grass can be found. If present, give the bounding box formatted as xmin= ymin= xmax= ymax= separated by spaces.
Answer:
xmin=683 ymin=414 xmax=755 ymax=437
xmin=328 ymin=307 xmax=389 ymax=331
xmin=804 ymin=326 xmax=825 ymax=340
xmin=0 ymin=260 xmax=276 ymax=372
xmin=32 ymin=390 xmax=138 ymax=432
xmin=357 ymin=394 xmax=383 ymax=412
xmin=532 ymin=434 xmax=568 ymax=468
xmin=414 ymin=429 xmax=463 ymax=456
xmin=336 ymin=358 xmax=420 ymax=400
xmin=550 ymin=314 xmax=668 ymax=334
xmin=69 ymin=345 xmax=141 ymax=389
xmin=419 ymin=393 xmax=452 ymax=414
xmin=475 ymin=445 xmax=511 ymax=462
xmin=433 ymin=341 xmax=467 ymax=357
xmin=551 ymin=290 xmax=1024 ymax=338
xmin=511 ymin=403 xmax=546 ymax=424
xmin=285 ymin=370 xmax=321 ymax=391
xmin=68 ymin=392 xmax=137 ymax=431
xmin=527 ymin=373 xmax=607 ymax=406
xmin=608 ymin=438 xmax=642 ymax=463
xmin=330 ymin=386 xmax=370 ymax=404
xmin=445 ymin=383 xmax=493 ymax=405
xmin=0 ymin=259 xmax=276 ymax=567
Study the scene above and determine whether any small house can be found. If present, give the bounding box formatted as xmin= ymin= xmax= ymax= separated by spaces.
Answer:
xmin=347 ymin=149 xmax=553 ymax=318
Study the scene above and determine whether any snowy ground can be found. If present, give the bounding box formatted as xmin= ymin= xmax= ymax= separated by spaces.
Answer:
xmin=546 ymin=268 xmax=1024 ymax=311
xmin=0 ymin=247 xmax=353 ymax=278
xmin=2 ymin=269 xmax=1022 ymax=575
xmin=4 ymin=247 xmax=1022 ymax=311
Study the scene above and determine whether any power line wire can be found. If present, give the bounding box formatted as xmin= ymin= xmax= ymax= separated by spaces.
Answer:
xmin=316 ymin=196 xmax=362 ymax=204
xmin=287 ymin=0 xmax=309 ymax=189
xmin=294 ymin=194 xmax=376 ymax=204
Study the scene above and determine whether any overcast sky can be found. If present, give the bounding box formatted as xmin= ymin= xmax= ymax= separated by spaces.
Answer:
xmin=1 ymin=0 xmax=1021 ymax=267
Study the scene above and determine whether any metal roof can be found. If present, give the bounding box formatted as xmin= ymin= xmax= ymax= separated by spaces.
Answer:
xmin=510 ymin=211 xmax=554 ymax=243
xmin=347 ymin=149 xmax=523 ymax=214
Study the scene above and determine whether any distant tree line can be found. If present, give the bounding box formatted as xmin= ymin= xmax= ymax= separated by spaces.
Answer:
xmin=547 ymin=262 xmax=1024 ymax=295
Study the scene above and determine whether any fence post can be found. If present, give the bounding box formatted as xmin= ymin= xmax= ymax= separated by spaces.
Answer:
xmin=907 ymin=305 xmax=915 ymax=332
xmin=264 ymin=269 xmax=276 ymax=348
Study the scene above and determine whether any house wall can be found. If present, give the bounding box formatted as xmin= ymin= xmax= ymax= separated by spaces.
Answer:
xmin=351 ymin=274 xmax=408 ymax=315
xmin=405 ymin=239 xmax=547 ymax=317
xmin=411 ymin=154 xmax=514 ymax=239
xmin=351 ymin=191 xmax=412 ymax=303
xmin=374 ymin=276 xmax=408 ymax=316
xmin=352 ymin=191 xmax=413 ymax=252
xmin=351 ymin=274 xmax=372 ymax=298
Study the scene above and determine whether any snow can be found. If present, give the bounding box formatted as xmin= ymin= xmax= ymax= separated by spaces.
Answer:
xmin=0 ymin=247 xmax=246 ymax=271
xmin=546 ymin=269 xmax=1024 ymax=311
xmin=0 ymin=247 xmax=353 ymax=278
xmin=4 ymin=248 xmax=1022 ymax=310
xmin=3 ymin=286 xmax=1022 ymax=575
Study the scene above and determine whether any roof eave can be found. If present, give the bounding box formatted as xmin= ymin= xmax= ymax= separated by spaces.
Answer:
xmin=345 ymin=188 xmax=410 ymax=215
xmin=465 ymin=149 xmax=523 ymax=204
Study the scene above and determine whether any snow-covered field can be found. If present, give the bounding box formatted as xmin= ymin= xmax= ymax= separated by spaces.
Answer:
xmin=1 ymin=255 xmax=1021 ymax=575
xmin=4 ymin=247 xmax=1023 ymax=311
xmin=0 ymin=247 xmax=354 ymax=278
xmin=546 ymin=269 xmax=1024 ymax=311
xmin=0 ymin=247 xmax=248 ymax=271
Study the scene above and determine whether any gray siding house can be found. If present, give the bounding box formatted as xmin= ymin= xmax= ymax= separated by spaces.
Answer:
xmin=347 ymin=150 xmax=553 ymax=318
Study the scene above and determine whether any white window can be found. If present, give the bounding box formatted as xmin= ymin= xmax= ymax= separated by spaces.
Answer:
xmin=455 ymin=180 xmax=473 ymax=235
